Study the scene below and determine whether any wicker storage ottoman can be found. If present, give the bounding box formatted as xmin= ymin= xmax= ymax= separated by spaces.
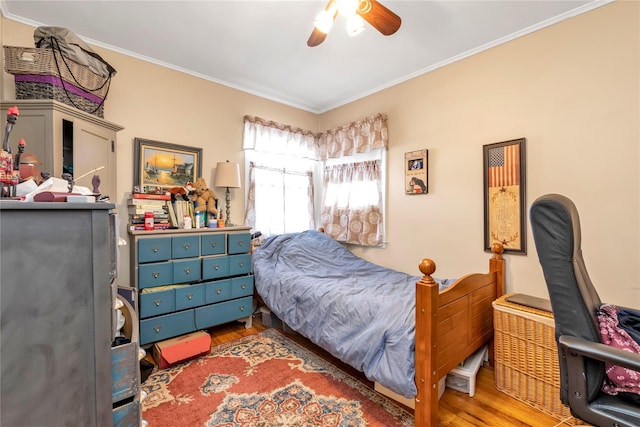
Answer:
xmin=493 ymin=293 xmax=583 ymax=425
xmin=4 ymin=46 xmax=111 ymax=118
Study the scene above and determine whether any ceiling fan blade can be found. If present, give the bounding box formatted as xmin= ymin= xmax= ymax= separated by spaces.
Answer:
xmin=357 ymin=0 xmax=401 ymax=36
xmin=307 ymin=0 xmax=337 ymax=47
xmin=307 ymin=27 xmax=328 ymax=47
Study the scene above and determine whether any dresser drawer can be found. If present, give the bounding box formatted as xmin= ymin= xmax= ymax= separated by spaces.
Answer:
xmin=173 ymin=259 xmax=202 ymax=283
xmin=204 ymin=279 xmax=232 ymax=304
xmin=175 ymin=283 xmax=205 ymax=310
xmin=172 ymin=235 xmax=200 ymax=259
xmin=112 ymin=341 xmax=138 ymax=403
xmin=140 ymin=310 xmax=195 ymax=345
xmin=138 ymin=237 xmax=171 ymax=263
xmin=231 ymin=275 xmax=254 ymax=299
xmin=138 ymin=262 xmax=173 ymax=289
xmin=113 ymin=398 xmax=140 ymax=427
xmin=194 ymin=296 xmax=252 ymax=329
xmin=228 ymin=233 xmax=250 ymax=254
xmin=201 ymin=233 xmax=225 ymax=256
xmin=139 ymin=289 xmax=175 ymax=318
xmin=202 ymin=256 xmax=230 ymax=280
xmin=229 ymin=254 xmax=251 ymax=276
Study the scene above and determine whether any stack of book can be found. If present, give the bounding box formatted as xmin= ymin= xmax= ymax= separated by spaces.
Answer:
xmin=128 ymin=192 xmax=172 ymax=231
xmin=170 ymin=198 xmax=196 ymax=229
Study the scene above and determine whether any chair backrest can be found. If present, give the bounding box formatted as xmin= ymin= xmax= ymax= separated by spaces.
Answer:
xmin=530 ymin=193 xmax=604 ymax=403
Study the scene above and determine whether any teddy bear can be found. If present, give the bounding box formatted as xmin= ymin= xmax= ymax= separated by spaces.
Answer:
xmin=191 ymin=177 xmax=218 ymax=216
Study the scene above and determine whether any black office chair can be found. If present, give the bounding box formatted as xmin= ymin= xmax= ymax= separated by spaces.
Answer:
xmin=530 ymin=194 xmax=640 ymax=427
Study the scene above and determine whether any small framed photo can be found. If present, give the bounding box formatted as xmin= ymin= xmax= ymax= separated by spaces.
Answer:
xmin=134 ymin=138 xmax=202 ymax=193
xmin=483 ymin=137 xmax=527 ymax=254
xmin=405 ymin=149 xmax=428 ymax=194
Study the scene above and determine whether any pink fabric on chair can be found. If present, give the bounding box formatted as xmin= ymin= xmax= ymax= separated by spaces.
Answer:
xmin=598 ymin=304 xmax=640 ymax=396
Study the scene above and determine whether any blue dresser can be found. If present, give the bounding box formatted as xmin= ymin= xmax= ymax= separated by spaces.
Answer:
xmin=129 ymin=226 xmax=254 ymax=346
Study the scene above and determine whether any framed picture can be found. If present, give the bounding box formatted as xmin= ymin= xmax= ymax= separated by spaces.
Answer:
xmin=134 ymin=138 xmax=202 ymax=193
xmin=483 ymin=138 xmax=526 ymax=254
xmin=405 ymin=149 xmax=428 ymax=194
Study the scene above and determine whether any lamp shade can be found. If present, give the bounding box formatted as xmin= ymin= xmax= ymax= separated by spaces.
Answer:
xmin=214 ymin=161 xmax=241 ymax=188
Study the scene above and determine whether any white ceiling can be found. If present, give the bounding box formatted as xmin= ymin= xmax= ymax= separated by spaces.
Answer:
xmin=1 ymin=0 xmax=608 ymax=113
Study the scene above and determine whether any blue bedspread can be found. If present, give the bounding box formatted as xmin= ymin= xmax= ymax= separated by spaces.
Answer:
xmin=252 ymin=230 xmax=451 ymax=398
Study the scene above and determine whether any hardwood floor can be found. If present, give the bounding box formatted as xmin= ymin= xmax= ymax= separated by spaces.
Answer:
xmin=204 ymin=313 xmax=585 ymax=427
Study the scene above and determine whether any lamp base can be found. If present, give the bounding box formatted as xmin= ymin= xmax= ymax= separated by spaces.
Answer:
xmin=225 ymin=187 xmax=231 ymax=227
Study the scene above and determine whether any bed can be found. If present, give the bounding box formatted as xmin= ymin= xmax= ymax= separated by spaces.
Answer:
xmin=252 ymin=230 xmax=505 ymax=426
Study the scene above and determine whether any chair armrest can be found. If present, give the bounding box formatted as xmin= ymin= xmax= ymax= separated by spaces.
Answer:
xmin=559 ymin=335 xmax=640 ymax=371
xmin=617 ymin=306 xmax=640 ymax=315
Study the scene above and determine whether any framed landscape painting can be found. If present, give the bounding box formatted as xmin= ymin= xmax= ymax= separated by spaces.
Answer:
xmin=134 ymin=138 xmax=202 ymax=193
xmin=483 ymin=138 xmax=527 ymax=254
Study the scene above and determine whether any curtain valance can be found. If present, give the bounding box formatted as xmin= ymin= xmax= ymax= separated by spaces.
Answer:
xmin=243 ymin=115 xmax=319 ymax=159
xmin=243 ymin=113 xmax=388 ymax=160
xmin=317 ymin=113 xmax=388 ymax=160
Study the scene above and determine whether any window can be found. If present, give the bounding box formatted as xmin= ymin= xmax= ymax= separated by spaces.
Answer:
xmin=243 ymin=117 xmax=318 ymax=237
xmin=243 ymin=114 xmax=388 ymax=246
xmin=320 ymin=153 xmax=385 ymax=246
xmin=245 ymin=157 xmax=317 ymax=236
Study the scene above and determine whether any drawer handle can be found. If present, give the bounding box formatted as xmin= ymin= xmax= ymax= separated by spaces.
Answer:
xmin=240 ymin=284 xmax=246 ymax=289
xmin=153 ymin=326 xmax=161 ymax=333
xmin=238 ymin=241 xmax=244 ymax=246
xmin=213 ymin=265 xmax=220 ymax=271
xmin=154 ymin=299 xmax=162 ymax=306
xmin=152 ymin=246 xmax=159 ymax=253
xmin=238 ymin=262 xmax=245 ymax=267
xmin=209 ymin=242 xmax=217 ymax=248
xmin=239 ymin=306 xmax=245 ymax=312
xmin=216 ymin=289 xmax=222 ymax=295
xmin=184 ymin=268 xmax=191 ymax=274
xmin=186 ymin=293 xmax=193 ymax=300
xmin=183 ymin=244 xmax=190 ymax=250
xmin=152 ymin=272 xmax=160 ymax=279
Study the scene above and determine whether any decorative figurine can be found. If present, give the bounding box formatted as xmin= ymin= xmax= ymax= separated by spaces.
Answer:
xmin=91 ymin=174 xmax=101 ymax=194
xmin=0 ymin=106 xmax=20 ymax=198
xmin=62 ymin=172 xmax=74 ymax=193
xmin=2 ymin=106 xmax=18 ymax=154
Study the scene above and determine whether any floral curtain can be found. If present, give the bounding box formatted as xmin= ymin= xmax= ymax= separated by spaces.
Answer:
xmin=317 ymin=113 xmax=388 ymax=160
xmin=243 ymin=113 xmax=387 ymax=246
xmin=320 ymin=160 xmax=383 ymax=246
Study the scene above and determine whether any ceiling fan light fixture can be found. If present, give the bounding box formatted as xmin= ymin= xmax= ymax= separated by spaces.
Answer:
xmin=357 ymin=0 xmax=372 ymax=14
xmin=314 ymin=9 xmax=335 ymax=34
xmin=346 ymin=14 xmax=365 ymax=37
xmin=307 ymin=0 xmax=401 ymax=47
xmin=336 ymin=0 xmax=359 ymax=17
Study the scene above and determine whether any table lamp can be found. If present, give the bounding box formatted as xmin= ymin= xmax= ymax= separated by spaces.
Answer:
xmin=214 ymin=160 xmax=241 ymax=226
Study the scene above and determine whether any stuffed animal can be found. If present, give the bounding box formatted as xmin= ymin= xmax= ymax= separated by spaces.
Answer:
xmin=191 ymin=177 xmax=218 ymax=216
xmin=168 ymin=182 xmax=194 ymax=201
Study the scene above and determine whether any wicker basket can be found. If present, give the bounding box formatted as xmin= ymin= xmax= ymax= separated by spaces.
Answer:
xmin=15 ymin=80 xmax=104 ymax=118
xmin=4 ymin=46 xmax=111 ymax=117
xmin=493 ymin=294 xmax=584 ymax=425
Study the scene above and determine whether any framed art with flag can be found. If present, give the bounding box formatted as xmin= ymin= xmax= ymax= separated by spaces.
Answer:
xmin=483 ymin=138 xmax=527 ymax=254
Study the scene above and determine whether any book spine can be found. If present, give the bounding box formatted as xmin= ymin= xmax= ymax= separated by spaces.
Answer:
xmin=128 ymin=208 xmax=167 ymax=215
xmin=130 ymin=214 xmax=170 ymax=220
xmin=129 ymin=224 xmax=172 ymax=231
xmin=128 ymin=199 xmax=167 ymax=206
xmin=167 ymin=202 xmax=179 ymax=227
xmin=132 ymin=193 xmax=171 ymax=200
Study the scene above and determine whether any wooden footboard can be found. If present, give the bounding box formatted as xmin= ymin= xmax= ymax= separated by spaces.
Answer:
xmin=414 ymin=243 xmax=505 ymax=426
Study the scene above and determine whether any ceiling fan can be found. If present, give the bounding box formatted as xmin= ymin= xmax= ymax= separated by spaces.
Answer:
xmin=307 ymin=0 xmax=402 ymax=47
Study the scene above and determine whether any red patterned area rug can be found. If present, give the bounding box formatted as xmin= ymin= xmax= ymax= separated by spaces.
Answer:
xmin=142 ymin=328 xmax=413 ymax=426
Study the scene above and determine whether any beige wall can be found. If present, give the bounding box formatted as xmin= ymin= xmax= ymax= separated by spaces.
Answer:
xmin=320 ymin=1 xmax=639 ymax=306
xmin=1 ymin=17 xmax=319 ymax=286
xmin=2 ymin=1 xmax=638 ymax=305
